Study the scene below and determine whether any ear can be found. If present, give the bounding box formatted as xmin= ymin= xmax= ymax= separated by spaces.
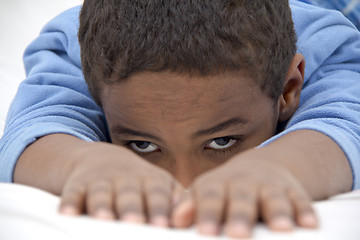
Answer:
xmin=278 ymin=53 xmax=305 ymax=122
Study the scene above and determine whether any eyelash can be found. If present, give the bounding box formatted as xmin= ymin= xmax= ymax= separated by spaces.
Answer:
xmin=123 ymin=135 xmax=243 ymax=156
xmin=122 ymin=141 xmax=156 ymax=156
xmin=208 ymin=146 xmax=235 ymax=156
xmin=205 ymin=136 xmax=243 ymax=155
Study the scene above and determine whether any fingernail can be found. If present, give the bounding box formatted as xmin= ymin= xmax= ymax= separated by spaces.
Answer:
xmin=94 ymin=209 xmax=115 ymax=220
xmin=226 ymin=221 xmax=251 ymax=238
xmin=300 ymin=213 xmax=318 ymax=228
xmin=151 ymin=216 xmax=169 ymax=228
xmin=198 ymin=221 xmax=219 ymax=235
xmin=122 ymin=213 xmax=144 ymax=224
xmin=60 ymin=205 xmax=78 ymax=216
xmin=270 ymin=216 xmax=294 ymax=231
xmin=171 ymin=198 xmax=195 ymax=228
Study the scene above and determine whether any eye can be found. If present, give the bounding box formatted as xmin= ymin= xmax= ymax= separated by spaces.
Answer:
xmin=205 ymin=137 xmax=238 ymax=150
xmin=129 ymin=141 xmax=159 ymax=153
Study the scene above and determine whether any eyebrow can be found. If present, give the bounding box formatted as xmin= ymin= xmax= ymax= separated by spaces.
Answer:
xmin=111 ymin=117 xmax=247 ymax=141
xmin=193 ymin=117 xmax=248 ymax=138
xmin=111 ymin=125 xmax=162 ymax=142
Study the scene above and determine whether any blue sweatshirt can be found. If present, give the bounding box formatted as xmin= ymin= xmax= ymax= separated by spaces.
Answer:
xmin=1 ymin=1 xmax=360 ymax=189
xmin=298 ymin=0 xmax=360 ymax=29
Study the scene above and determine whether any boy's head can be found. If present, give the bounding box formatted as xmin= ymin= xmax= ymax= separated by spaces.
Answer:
xmin=79 ymin=0 xmax=305 ymax=186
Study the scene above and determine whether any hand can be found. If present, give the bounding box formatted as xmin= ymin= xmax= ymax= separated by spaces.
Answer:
xmin=171 ymin=148 xmax=318 ymax=238
xmin=59 ymin=142 xmax=183 ymax=227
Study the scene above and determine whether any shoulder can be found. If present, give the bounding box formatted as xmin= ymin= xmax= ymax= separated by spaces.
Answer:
xmin=40 ymin=6 xmax=82 ymax=33
xmin=38 ymin=5 xmax=82 ymax=48
xmin=289 ymin=0 xmax=360 ymax=81
xmin=290 ymin=0 xmax=355 ymax=35
xmin=24 ymin=6 xmax=83 ymax=73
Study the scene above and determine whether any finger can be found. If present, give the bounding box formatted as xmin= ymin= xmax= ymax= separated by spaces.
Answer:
xmin=115 ymin=180 xmax=145 ymax=224
xmin=225 ymin=183 xmax=257 ymax=239
xmin=260 ymin=187 xmax=294 ymax=231
xmin=59 ymin=183 xmax=86 ymax=216
xmin=144 ymin=179 xmax=172 ymax=227
xmin=195 ymin=183 xmax=225 ymax=236
xmin=172 ymin=181 xmax=185 ymax=207
xmin=86 ymin=180 xmax=115 ymax=220
xmin=287 ymin=189 xmax=318 ymax=228
xmin=171 ymin=190 xmax=195 ymax=229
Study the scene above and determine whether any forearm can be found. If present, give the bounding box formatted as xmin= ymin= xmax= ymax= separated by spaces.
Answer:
xmin=250 ymin=129 xmax=353 ymax=200
xmin=13 ymin=134 xmax=89 ymax=195
xmin=6 ymin=6 xmax=108 ymax=188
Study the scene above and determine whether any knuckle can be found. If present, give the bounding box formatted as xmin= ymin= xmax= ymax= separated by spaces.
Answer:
xmin=62 ymin=183 xmax=86 ymax=198
xmin=117 ymin=185 xmax=139 ymax=196
xmin=148 ymin=204 xmax=169 ymax=217
xmin=288 ymin=189 xmax=311 ymax=202
xmin=89 ymin=181 xmax=111 ymax=194
xmin=121 ymin=203 xmax=143 ymax=214
xmin=200 ymin=188 xmax=221 ymax=199
xmin=227 ymin=211 xmax=252 ymax=224
xmin=197 ymin=183 xmax=224 ymax=200
xmin=262 ymin=190 xmax=284 ymax=200
xmin=116 ymin=180 xmax=141 ymax=196
xmin=116 ymin=196 xmax=143 ymax=216
xmin=231 ymin=189 xmax=253 ymax=203
xmin=147 ymin=185 xmax=170 ymax=198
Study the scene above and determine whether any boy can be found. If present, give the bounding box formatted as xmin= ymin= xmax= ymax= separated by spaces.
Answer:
xmin=1 ymin=0 xmax=360 ymax=238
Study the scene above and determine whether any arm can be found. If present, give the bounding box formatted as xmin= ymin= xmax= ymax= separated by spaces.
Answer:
xmin=172 ymin=2 xmax=360 ymax=237
xmin=283 ymin=0 xmax=360 ymax=190
xmin=255 ymin=130 xmax=352 ymax=200
xmin=0 ymin=6 xmax=108 ymax=182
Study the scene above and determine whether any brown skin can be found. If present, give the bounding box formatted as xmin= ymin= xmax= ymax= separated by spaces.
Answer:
xmin=14 ymin=53 xmax=352 ymax=238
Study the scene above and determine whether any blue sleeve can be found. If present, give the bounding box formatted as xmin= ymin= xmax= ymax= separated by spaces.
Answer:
xmin=262 ymin=1 xmax=360 ymax=190
xmin=300 ymin=0 xmax=360 ymax=30
xmin=0 ymin=6 xmax=109 ymax=182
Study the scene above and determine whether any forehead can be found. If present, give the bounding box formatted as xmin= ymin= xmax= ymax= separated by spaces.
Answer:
xmin=101 ymin=71 xmax=272 ymax=126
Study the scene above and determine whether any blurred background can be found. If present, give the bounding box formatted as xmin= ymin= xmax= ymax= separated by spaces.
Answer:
xmin=0 ymin=0 xmax=83 ymax=135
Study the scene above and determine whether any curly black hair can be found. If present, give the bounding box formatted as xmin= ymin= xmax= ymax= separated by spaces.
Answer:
xmin=79 ymin=0 xmax=296 ymax=105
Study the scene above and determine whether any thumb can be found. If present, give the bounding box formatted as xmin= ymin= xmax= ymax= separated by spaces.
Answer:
xmin=171 ymin=187 xmax=195 ymax=228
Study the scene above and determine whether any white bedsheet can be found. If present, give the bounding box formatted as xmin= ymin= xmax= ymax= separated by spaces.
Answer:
xmin=1 ymin=183 xmax=360 ymax=240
